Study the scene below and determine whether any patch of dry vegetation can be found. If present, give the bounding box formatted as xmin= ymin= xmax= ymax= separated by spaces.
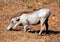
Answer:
xmin=0 ymin=0 xmax=60 ymax=42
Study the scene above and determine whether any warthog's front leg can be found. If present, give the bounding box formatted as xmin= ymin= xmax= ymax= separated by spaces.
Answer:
xmin=13 ymin=22 xmax=21 ymax=30
xmin=23 ymin=25 xmax=28 ymax=32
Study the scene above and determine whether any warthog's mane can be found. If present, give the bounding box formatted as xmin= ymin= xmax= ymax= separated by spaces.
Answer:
xmin=11 ymin=8 xmax=41 ymax=19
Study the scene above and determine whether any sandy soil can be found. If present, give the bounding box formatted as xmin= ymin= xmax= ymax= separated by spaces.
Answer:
xmin=0 ymin=0 xmax=60 ymax=42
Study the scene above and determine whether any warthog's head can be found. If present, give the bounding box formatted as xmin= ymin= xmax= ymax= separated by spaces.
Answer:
xmin=7 ymin=17 xmax=20 ymax=30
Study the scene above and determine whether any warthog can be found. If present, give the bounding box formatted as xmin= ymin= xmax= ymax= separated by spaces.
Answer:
xmin=7 ymin=8 xmax=50 ymax=35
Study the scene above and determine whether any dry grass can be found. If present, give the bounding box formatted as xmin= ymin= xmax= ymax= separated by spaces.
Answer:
xmin=0 ymin=0 xmax=60 ymax=42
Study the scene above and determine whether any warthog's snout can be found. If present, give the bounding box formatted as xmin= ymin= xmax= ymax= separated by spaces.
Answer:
xmin=7 ymin=23 xmax=15 ymax=30
xmin=7 ymin=27 xmax=12 ymax=30
xmin=7 ymin=23 xmax=18 ymax=30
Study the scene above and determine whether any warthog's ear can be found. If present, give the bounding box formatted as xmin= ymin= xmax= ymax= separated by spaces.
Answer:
xmin=16 ymin=18 xmax=20 ymax=21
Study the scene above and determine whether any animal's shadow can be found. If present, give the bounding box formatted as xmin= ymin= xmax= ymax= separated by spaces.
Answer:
xmin=9 ymin=28 xmax=60 ymax=35
xmin=27 ymin=29 xmax=60 ymax=35
xmin=8 ymin=28 xmax=22 ymax=31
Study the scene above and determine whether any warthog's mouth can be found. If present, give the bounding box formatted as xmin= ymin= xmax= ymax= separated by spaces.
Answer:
xmin=7 ymin=27 xmax=13 ymax=31
xmin=9 ymin=28 xmax=13 ymax=30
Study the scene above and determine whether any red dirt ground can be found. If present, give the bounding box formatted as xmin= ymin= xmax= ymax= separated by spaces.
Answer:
xmin=0 ymin=0 xmax=60 ymax=42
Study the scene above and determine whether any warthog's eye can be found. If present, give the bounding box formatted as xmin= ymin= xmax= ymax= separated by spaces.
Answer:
xmin=16 ymin=18 xmax=20 ymax=21
xmin=11 ymin=21 xmax=13 ymax=23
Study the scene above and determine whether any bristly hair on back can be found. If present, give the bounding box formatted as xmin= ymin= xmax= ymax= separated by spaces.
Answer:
xmin=11 ymin=8 xmax=41 ymax=19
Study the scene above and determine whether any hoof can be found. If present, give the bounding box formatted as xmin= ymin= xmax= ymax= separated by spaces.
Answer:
xmin=37 ymin=33 xmax=43 ymax=36
xmin=37 ymin=34 xmax=43 ymax=36
xmin=27 ymin=29 xmax=34 ymax=32
xmin=23 ymin=29 xmax=27 ymax=32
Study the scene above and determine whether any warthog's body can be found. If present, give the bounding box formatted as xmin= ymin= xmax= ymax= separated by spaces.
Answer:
xmin=7 ymin=8 xmax=50 ymax=35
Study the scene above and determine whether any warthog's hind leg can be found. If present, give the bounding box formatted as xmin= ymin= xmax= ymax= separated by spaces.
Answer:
xmin=39 ymin=18 xmax=46 ymax=35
